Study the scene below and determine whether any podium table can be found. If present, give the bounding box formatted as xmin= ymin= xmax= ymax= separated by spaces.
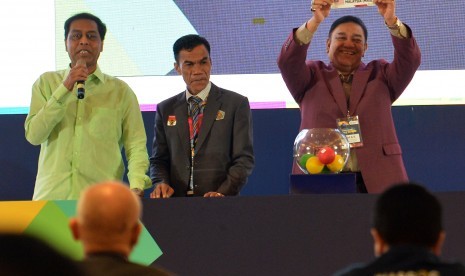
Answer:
xmin=289 ymin=173 xmax=357 ymax=194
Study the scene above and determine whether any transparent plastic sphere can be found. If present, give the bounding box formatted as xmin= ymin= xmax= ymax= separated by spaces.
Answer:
xmin=293 ymin=128 xmax=350 ymax=174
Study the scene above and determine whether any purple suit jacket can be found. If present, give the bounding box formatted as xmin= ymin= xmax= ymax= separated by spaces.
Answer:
xmin=278 ymin=28 xmax=421 ymax=193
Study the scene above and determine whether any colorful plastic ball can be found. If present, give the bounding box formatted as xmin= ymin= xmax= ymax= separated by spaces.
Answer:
xmin=306 ymin=156 xmax=324 ymax=174
xmin=327 ymin=154 xmax=344 ymax=172
xmin=317 ymin=146 xmax=336 ymax=164
xmin=321 ymin=166 xmax=331 ymax=174
xmin=299 ymin=153 xmax=314 ymax=170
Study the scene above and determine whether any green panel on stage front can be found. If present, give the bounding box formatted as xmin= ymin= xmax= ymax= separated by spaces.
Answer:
xmin=130 ymin=224 xmax=163 ymax=265
xmin=24 ymin=201 xmax=83 ymax=260
xmin=6 ymin=200 xmax=163 ymax=265
xmin=55 ymin=200 xmax=163 ymax=265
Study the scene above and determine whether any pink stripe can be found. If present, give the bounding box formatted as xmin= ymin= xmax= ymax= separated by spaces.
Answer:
xmin=140 ymin=104 xmax=157 ymax=111
xmin=249 ymin=101 xmax=287 ymax=109
xmin=139 ymin=101 xmax=287 ymax=112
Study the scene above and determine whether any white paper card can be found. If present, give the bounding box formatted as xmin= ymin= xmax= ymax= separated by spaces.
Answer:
xmin=333 ymin=0 xmax=375 ymax=8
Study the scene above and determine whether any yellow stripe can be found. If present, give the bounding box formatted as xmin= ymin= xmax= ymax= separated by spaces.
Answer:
xmin=0 ymin=201 xmax=47 ymax=233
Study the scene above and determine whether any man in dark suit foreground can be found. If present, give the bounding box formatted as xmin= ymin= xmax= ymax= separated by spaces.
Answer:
xmin=150 ymin=34 xmax=254 ymax=198
xmin=69 ymin=181 xmax=172 ymax=275
xmin=334 ymin=183 xmax=465 ymax=276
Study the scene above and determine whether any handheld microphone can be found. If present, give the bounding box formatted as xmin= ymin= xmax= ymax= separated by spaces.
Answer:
xmin=76 ymin=59 xmax=86 ymax=99
xmin=77 ymin=81 xmax=85 ymax=99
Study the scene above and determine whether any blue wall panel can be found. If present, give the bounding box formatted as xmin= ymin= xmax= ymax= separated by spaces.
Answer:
xmin=1 ymin=106 xmax=465 ymax=200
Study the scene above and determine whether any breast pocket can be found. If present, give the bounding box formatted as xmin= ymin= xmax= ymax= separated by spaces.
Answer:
xmin=382 ymin=143 xmax=402 ymax=156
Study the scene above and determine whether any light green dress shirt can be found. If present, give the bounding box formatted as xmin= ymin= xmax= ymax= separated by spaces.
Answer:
xmin=25 ymin=66 xmax=150 ymax=200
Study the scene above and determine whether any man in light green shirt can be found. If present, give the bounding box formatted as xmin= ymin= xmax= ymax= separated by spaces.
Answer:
xmin=25 ymin=12 xmax=150 ymax=200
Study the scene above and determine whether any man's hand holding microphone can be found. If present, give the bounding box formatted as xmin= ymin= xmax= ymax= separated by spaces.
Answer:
xmin=63 ymin=57 xmax=88 ymax=99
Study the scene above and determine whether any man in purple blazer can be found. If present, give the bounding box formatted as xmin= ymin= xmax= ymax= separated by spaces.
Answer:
xmin=277 ymin=0 xmax=421 ymax=193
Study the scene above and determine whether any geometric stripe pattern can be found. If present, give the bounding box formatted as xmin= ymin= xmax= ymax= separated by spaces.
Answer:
xmin=0 ymin=200 xmax=162 ymax=265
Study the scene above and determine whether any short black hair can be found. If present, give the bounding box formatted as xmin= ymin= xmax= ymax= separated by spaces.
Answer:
xmin=64 ymin=12 xmax=107 ymax=40
xmin=328 ymin=15 xmax=368 ymax=41
xmin=173 ymin=34 xmax=211 ymax=63
xmin=373 ymin=183 xmax=442 ymax=248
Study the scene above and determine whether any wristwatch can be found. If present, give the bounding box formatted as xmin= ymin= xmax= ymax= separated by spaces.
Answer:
xmin=385 ymin=17 xmax=401 ymax=30
xmin=385 ymin=17 xmax=407 ymax=39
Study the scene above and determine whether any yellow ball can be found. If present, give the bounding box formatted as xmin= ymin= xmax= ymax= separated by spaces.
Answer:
xmin=299 ymin=153 xmax=314 ymax=170
xmin=327 ymin=154 xmax=344 ymax=172
xmin=305 ymin=156 xmax=324 ymax=174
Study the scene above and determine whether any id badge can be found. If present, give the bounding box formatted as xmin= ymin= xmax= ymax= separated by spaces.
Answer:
xmin=337 ymin=115 xmax=363 ymax=148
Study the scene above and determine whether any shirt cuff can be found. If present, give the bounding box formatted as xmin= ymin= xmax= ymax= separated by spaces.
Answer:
xmin=295 ymin=22 xmax=314 ymax=45
xmin=129 ymin=175 xmax=153 ymax=190
xmin=51 ymin=84 xmax=71 ymax=104
xmin=387 ymin=19 xmax=409 ymax=39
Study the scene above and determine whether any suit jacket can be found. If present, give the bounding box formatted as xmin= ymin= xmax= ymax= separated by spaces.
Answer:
xmin=150 ymin=83 xmax=254 ymax=196
xmin=278 ymin=27 xmax=421 ymax=193
xmin=80 ymin=253 xmax=173 ymax=276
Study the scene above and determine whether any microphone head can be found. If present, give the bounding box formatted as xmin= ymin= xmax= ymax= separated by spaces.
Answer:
xmin=77 ymin=81 xmax=85 ymax=99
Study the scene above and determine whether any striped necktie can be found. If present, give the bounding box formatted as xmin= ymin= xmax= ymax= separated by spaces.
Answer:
xmin=189 ymin=96 xmax=203 ymax=142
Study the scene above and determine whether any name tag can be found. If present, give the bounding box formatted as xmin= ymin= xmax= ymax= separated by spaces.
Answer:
xmin=337 ymin=115 xmax=364 ymax=148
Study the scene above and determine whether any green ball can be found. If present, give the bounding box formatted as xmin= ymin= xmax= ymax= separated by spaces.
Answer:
xmin=321 ymin=166 xmax=331 ymax=174
xmin=299 ymin=154 xmax=314 ymax=170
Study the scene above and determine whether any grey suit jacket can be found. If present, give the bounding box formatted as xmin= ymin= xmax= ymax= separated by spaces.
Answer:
xmin=150 ymin=83 xmax=254 ymax=196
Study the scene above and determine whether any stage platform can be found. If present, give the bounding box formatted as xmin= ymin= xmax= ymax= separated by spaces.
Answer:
xmin=141 ymin=192 xmax=465 ymax=275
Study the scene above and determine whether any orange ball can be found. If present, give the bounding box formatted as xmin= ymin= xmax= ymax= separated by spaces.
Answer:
xmin=327 ymin=154 xmax=344 ymax=172
xmin=306 ymin=156 xmax=324 ymax=174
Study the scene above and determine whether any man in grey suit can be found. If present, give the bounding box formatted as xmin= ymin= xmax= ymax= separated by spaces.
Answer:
xmin=150 ymin=34 xmax=254 ymax=198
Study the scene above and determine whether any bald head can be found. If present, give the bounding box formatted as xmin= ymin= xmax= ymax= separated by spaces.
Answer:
xmin=71 ymin=181 xmax=142 ymax=256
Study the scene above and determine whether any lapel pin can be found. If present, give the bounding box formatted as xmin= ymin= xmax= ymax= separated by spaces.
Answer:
xmin=216 ymin=110 xmax=225 ymax=120
xmin=167 ymin=115 xmax=176 ymax=126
